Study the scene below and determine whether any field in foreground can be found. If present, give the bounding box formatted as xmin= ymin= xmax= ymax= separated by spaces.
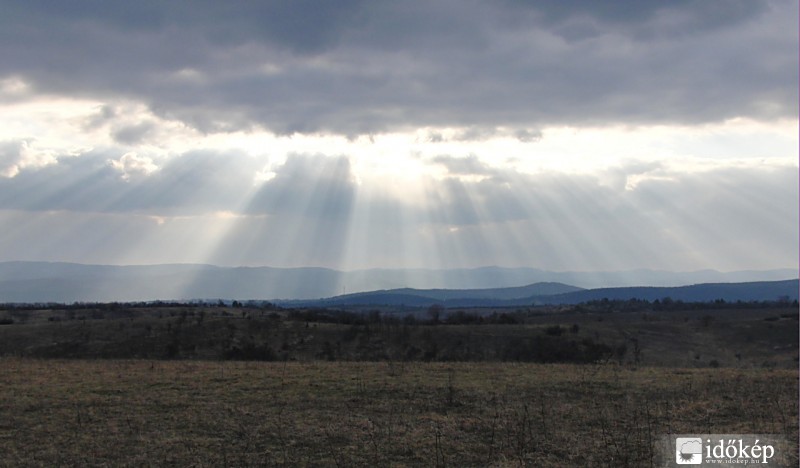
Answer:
xmin=1 ymin=359 xmax=796 ymax=467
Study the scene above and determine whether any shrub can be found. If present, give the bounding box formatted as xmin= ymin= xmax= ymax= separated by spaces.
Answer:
xmin=223 ymin=343 xmax=277 ymax=361
xmin=544 ymin=325 xmax=564 ymax=336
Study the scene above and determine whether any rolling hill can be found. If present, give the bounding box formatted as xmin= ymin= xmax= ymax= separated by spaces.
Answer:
xmin=0 ymin=261 xmax=795 ymax=303
xmin=279 ymin=282 xmax=584 ymax=307
xmin=280 ymin=279 xmax=799 ymax=308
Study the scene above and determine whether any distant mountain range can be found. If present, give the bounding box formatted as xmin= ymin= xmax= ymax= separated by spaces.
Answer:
xmin=0 ymin=261 xmax=795 ymax=303
xmin=281 ymin=280 xmax=799 ymax=308
xmin=281 ymin=282 xmax=585 ymax=308
xmin=543 ymin=280 xmax=799 ymax=305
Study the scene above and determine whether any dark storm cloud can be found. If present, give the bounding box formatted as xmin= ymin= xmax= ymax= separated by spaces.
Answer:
xmin=84 ymin=105 xmax=117 ymax=130
xmin=3 ymin=0 xmax=365 ymax=52
xmin=0 ymin=0 xmax=794 ymax=135
xmin=111 ymin=121 xmax=156 ymax=145
xmin=513 ymin=129 xmax=542 ymax=143
xmin=511 ymin=0 xmax=768 ymax=32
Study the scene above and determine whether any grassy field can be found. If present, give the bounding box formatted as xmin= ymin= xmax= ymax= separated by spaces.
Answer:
xmin=1 ymin=358 xmax=797 ymax=467
xmin=1 ymin=304 xmax=796 ymax=465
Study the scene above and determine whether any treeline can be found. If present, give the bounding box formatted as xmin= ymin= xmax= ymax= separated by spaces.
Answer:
xmin=0 ymin=304 xmax=623 ymax=364
xmin=1 ymin=300 xmax=795 ymax=366
xmin=1 ymin=297 xmax=794 ymax=314
xmin=0 ymin=299 xmax=279 ymax=311
xmin=283 ymin=307 xmax=525 ymax=326
xmin=219 ymin=318 xmax=620 ymax=364
xmin=575 ymin=297 xmax=798 ymax=312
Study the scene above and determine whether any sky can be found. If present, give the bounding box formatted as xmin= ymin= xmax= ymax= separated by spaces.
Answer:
xmin=0 ymin=0 xmax=796 ymax=272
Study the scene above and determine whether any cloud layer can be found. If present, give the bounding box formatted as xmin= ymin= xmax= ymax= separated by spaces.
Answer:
xmin=0 ymin=1 xmax=795 ymax=272
xmin=0 ymin=146 xmax=794 ymax=271
xmin=0 ymin=0 xmax=795 ymax=135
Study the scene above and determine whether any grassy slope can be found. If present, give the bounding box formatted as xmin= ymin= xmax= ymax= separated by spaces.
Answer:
xmin=1 ymin=359 xmax=796 ymax=467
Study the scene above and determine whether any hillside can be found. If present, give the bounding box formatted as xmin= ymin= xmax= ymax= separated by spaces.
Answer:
xmin=281 ymin=282 xmax=583 ymax=307
xmin=0 ymin=261 xmax=795 ymax=303
xmin=542 ymin=280 xmax=800 ymax=305
xmin=280 ymin=279 xmax=799 ymax=308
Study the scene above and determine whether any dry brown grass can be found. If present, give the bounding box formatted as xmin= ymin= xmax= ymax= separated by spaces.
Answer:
xmin=0 ymin=358 xmax=796 ymax=467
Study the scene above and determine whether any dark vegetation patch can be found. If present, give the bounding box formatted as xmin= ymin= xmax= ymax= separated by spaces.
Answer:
xmin=0 ymin=300 xmax=796 ymax=368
